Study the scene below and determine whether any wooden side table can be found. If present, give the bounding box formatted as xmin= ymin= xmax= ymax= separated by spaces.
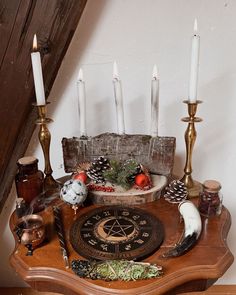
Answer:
xmin=9 ymin=198 xmax=234 ymax=295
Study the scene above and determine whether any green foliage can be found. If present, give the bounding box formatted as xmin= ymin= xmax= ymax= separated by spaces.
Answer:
xmin=102 ymin=159 xmax=121 ymax=184
xmin=103 ymin=159 xmax=140 ymax=189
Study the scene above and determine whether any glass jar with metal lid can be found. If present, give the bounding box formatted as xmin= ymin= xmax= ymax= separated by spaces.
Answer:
xmin=198 ymin=180 xmax=222 ymax=217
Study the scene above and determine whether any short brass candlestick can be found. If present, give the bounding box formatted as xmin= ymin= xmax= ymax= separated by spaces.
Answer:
xmin=181 ymin=100 xmax=202 ymax=198
xmin=35 ymin=103 xmax=61 ymax=197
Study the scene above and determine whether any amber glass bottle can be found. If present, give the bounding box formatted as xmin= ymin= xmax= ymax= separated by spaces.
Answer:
xmin=15 ymin=156 xmax=44 ymax=206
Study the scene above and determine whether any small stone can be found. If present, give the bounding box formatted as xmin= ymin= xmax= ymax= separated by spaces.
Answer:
xmin=60 ymin=179 xmax=87 ymax=206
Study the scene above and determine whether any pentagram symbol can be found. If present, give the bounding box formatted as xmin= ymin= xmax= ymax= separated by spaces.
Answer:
xmin=70 ymin=206 xmax=164 ymax=260
xmin=104 ymin=218 xmax=133 ymax=237
xmin=96 ymin=217 xmax=137 ymax=243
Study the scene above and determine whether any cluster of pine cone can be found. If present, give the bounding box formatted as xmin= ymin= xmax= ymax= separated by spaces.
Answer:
xmin=86 ymin=156 xmax=143 ymax=188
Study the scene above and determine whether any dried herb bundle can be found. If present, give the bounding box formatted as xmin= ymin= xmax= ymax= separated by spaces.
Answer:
xmin=71 ymin=259 xmax=163 ymax=281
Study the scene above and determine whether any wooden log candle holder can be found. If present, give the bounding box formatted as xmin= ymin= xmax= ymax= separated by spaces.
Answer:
xmin=62 ymin=133 xmax=175 ymax=176
xmin=62 ymin=133 xmax=176 ymax=205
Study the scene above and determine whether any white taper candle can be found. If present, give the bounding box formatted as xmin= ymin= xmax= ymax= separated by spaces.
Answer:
xmin=31 ymin=34 xmax=46 ymax=106
xmin=113 ymin=61 xmax=125 ymax=135
xmin=189 ymin=19 xmax=200 ymax=103
xmin=150 ymin=65 xmax=159 ymax=137
xmin=77 ymin=68 xmax=87 ymax=137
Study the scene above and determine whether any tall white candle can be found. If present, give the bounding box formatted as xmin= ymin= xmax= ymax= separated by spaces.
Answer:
xmin=150 ymin=65 xmax=159 ymax=137
xmin=189 ymin=19 xmax=200 ymax=103
xmin=31 ymin=34 xmax=46 ymax=105
xmin=77 ymin=68 xmax=87 ymax=137
xmin=113 ymin=61 xmax=125 ymax=135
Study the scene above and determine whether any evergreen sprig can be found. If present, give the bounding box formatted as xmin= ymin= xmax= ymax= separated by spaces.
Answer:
xmin=102 ymin=159 xmax=140 ymax=189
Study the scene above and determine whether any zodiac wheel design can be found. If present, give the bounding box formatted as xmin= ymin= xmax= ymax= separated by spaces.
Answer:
xmin=70 ymin=206 xmax=164 ymax=260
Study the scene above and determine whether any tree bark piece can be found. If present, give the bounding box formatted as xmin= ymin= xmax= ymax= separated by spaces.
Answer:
xmin=62 ymin=133 xmax=176 ymax=176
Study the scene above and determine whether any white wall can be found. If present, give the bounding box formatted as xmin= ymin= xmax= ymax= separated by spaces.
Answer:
xmin=1 ymin=0 xmax=236 ymax=286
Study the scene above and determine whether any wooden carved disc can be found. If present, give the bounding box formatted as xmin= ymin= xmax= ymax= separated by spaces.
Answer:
xmin=70 ymin=206 xmax=164 ymax=261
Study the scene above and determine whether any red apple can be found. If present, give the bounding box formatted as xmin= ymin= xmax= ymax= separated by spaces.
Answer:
xmin=72 ymin=171 xmax=87 ymax=183
xmin=135 ymin=173 xmax=149 ymax=188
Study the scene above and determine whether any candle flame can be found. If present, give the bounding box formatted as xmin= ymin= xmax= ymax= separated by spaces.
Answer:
xmin=152 ymin=64 xmax=159 ymax=79
xmin=78 ymin=68 xmax=84 ymax=81
xmin=113 ymin=61 xmax=119 ymax=79
xmin=194 ymin=18 xmax=198 ymax=33
xmin=33 ymin=34 xmax=38 ymax=51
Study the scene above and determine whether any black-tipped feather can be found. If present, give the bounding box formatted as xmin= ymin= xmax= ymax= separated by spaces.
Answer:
xmin=162 ymin=232 xmax=198 ymax=258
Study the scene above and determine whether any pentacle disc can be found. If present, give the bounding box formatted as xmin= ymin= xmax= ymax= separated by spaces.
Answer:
xmin=70 ymin=206 xmax=164 ymax=261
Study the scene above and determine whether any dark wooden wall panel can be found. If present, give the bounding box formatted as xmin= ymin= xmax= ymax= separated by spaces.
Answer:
xmin=0 ymin=0 xmax=21 ymax=65
xmin=0 ymin=0 xmax=87 ymax=211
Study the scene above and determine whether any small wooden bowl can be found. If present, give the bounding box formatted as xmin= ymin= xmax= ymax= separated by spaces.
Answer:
xmin=89 ymin=174 xmax=167 ymax=205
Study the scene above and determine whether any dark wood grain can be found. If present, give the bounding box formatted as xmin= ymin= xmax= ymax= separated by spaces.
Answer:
xmin=0 ymin=0 xmax=87 ymax=212
xmin=0 ymin=0 xmax=21 ymax=65
xmin=9 ymin=199 xmax=234 ymax=295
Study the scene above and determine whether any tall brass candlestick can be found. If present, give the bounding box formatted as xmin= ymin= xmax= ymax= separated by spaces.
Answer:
xmin=36 ymin=104 xmax=61 ymax=197
xmin=181 ymin=100 xmax=202 ymax=197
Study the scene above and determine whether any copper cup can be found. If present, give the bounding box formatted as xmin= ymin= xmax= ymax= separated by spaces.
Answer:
xmin=15 ymin=214 xmax=45 ymax=256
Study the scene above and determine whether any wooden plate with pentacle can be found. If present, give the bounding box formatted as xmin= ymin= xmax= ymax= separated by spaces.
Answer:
xmin=70 ymin=206 xmax=164 ymax=261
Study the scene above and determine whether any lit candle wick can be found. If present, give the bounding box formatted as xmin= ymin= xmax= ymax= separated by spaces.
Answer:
xmin=32 ymin=34 xmax=38 ymax=52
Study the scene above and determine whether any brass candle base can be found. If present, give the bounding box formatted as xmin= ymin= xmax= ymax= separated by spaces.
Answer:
xmin=35 ymin=103 xmax=61 ymax=198
xmin=181 ymin=100 xmax=203 ymax=198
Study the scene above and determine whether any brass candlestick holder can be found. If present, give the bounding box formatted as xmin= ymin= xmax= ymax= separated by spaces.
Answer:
xmin=181 ymin=100 xmax=203 ymax=198
xmin=35 ymin=103 xmax=61 ymax=197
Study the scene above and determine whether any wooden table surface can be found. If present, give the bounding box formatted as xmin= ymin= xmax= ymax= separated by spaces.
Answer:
xmin=9 ymin=198 xmax=234 ymax=295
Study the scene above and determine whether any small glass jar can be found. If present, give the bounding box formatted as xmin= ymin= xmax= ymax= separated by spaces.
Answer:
xmin=15 ymin=156 xmax=44 ymax=207
xmin=198 ymin=180 xmax=222 ymax=217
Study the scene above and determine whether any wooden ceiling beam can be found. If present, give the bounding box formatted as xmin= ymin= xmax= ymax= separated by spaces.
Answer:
xmin=0 ymin=0 xmax=87 ymax=212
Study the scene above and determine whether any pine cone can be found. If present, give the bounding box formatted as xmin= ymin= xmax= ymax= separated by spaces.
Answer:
xmin=164 ymin=180 xmax=188 ymax=203
xmin=75 ymin=162 xmax=91 ymax=173
xmin=87 ymin=156 xmax=110 ymax=183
